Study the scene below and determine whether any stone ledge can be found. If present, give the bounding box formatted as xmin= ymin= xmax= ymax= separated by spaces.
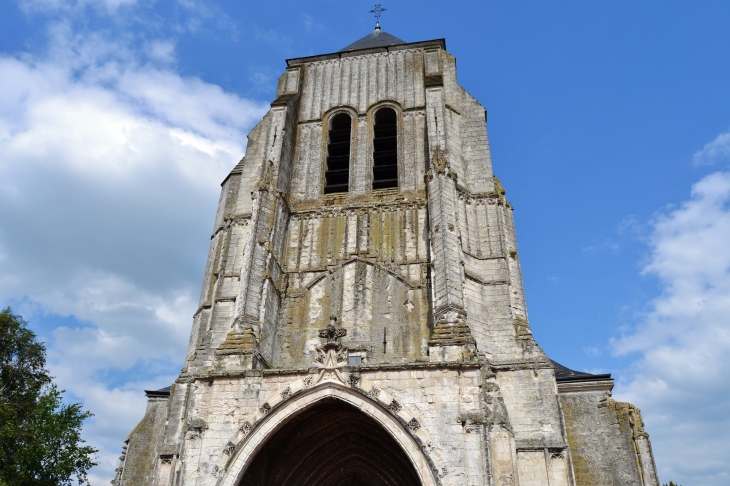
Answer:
xmin=181 ymin=361 xmax=484 ymax=382
xmin=489 ymin=358 xmax=554 ymax=371
xmin=557 ymin=379 xmax=614 ymax=394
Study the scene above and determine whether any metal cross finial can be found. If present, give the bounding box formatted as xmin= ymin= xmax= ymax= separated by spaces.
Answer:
xmin=370 ymin=3 xmax=387 ymax=28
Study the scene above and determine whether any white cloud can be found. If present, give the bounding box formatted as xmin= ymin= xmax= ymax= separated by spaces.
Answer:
xmin=694 ymin=130 xmax=730 ymax=166
xmin=581 ymin=237 xmax=620 ymax=252
xmin=303 ymin=13 xmax=324 ymax=34
xmin=582 ymin=345 xmax=602 ymax=358
xmin=254 ymin=26 xmax=291 ymax=46
xmin=613 ymin=170 xmax=730 ymax=485
xmin=146 ymin=39 xmax=177 ymax=64
xmin=19 ymin=0 xmax=139 ymax=15
xmin=0 ymin=7 xmax=267 ymax=482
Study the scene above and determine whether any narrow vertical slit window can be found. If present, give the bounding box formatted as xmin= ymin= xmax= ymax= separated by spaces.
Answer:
xmin=324 ymin=113 xmax=352 ymax=194
xmin=372 ymin=107 xmax=398 ymax=189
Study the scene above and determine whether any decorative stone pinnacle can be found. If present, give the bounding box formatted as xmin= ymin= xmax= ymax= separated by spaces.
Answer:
xmin=319 ymin=316 xmax=347 ymax=344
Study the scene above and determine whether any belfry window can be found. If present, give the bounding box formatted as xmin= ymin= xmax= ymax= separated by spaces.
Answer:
xmin=372 ymin=107 xmax=398 ymax=189
xmin=324 ymin=113 xmax=352 ymax=194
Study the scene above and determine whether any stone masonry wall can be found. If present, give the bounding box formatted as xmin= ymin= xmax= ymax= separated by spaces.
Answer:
xmin=113 ymin=396 xmax=169 ymax=485
xmin=560 ymin=389 xmax=658 ymax=486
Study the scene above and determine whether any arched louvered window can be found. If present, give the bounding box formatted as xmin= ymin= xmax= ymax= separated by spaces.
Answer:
xmin=324 ymin=113 xmax=352 ymax=194
xmin=372 ymin=107 xmax=398 ymax=189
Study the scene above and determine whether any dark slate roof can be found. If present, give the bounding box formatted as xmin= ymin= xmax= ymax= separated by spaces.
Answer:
xmin=551 ymin=360 xmax=612 ymax=382
xmin=340 ymin=25 xmax=406 ymax=52
xmin=144 ymin=386 xmax=172 ymax=397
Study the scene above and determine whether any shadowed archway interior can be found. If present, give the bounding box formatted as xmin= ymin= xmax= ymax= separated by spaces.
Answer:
xmin=238 ymin=399 xmax=423 ymax=486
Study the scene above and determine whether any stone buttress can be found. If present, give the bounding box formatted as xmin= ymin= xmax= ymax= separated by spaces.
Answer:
xmin=114 ymin=29 xmax=659 ymax=486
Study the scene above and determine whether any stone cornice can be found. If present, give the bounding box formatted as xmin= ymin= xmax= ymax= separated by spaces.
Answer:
xmin=211 ymin=213 xmax=252 ymax=239
xmin=489 ymin=357 xmax=554 ymax=372
xmin=181 ymin=361 xmax=483 ymax=382
xmin=289 ymin=196 xmax=427 ymax=216
xmin=557 ymin=379 xmax=614 ymax=394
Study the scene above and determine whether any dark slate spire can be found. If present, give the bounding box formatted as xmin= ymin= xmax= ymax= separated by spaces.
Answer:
xmin=339 ymin=24 xmax=406 ymax=52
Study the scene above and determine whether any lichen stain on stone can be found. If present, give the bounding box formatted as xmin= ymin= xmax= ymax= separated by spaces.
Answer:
xmin=560 ymin=398 xmax=601 ymax=486
xmin=275 ymin=260 xmax=429 ymax=367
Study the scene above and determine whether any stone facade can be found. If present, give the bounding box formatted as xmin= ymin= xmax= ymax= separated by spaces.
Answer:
xmin=114 ymin=32 xmax=659 ymax=486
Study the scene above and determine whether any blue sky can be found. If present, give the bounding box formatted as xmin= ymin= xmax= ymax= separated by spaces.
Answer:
xmin=1 ymin=1 xmax=729 ymax=484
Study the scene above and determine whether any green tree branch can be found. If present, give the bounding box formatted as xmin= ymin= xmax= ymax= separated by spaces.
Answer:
xmin=0 ymin=307 xmax=98 ymax=485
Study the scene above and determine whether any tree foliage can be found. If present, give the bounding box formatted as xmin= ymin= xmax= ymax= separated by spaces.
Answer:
xmin=0 ymin=307 xmax=97 ymax=485
xmin=663 ymin=482 xmax=682 ymax=486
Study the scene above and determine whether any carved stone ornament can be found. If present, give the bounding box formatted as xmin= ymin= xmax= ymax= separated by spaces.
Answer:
xmin=550 ymin=450 xmax=566 ymax=460
xmin=318 ymin=316 xmax=348 ymax=344
xmin=366 ymin=386 xmax=381 ymax=399
xmin=430 ymin=146 xmax=449 ymax=173
xmin=387 ymin=399 xmax=402 ymax=414
xmin=311 ymin=316 xmax=350 ymax=385
xmin=335 ymin=347 xmax=348 ymax=363
xmin=239 ymin=421 xmax=252 ymax=436
xmin=485 ymin=396 xmax=513 ymax=433
xmin=348 ymin=373 xmax=361 ymax=388
xmin=187 ymin=417 xmax=208 ymax=434
xmin=281 ymin=386 xmax=292 ymax=401
xmin=407 ymin=418 xmax=421 ymax=432
xmin=259 ymin=403 xmax=271 ymax=415
xmin=314 ymin=347 xmax=349 ymax=371
xmin=223 ymin=442 xmax=236 ymax=456
xmin=188 ymin=417 xmax=208 ymax=432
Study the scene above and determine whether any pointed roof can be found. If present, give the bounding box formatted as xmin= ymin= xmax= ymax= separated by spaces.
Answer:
xmin=340 ymin=24 xmax=406 ymax=52
xmin=550 ymin=360 xmax=612 ymax=382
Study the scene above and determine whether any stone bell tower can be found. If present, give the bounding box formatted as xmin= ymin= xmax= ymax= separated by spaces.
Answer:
xmin=114 ymin=24 xmax=660 ymax=486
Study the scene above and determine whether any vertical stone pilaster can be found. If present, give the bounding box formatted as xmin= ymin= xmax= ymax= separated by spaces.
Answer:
xmin=462 ymin=422 xmax=488 ymax=485
xmin=489 ymin=427 xmax=518 ymax=486
xmin=425 ymin=85 xmax=475 ymax=361
xmin=635 ymin=436 xmax=659 ymax=486
xmin=631 ymin=407 xmax=659 ymax=486
xmin=221 ymin=67 xmax=302 ymax=370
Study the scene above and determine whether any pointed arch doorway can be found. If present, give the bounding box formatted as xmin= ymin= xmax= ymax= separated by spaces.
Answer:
xmin=238 ymin=398 xmax=422 ymax=486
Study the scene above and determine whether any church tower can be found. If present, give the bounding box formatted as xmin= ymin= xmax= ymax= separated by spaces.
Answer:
xmin=114 ymin=24 xmax=660 ymax=486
